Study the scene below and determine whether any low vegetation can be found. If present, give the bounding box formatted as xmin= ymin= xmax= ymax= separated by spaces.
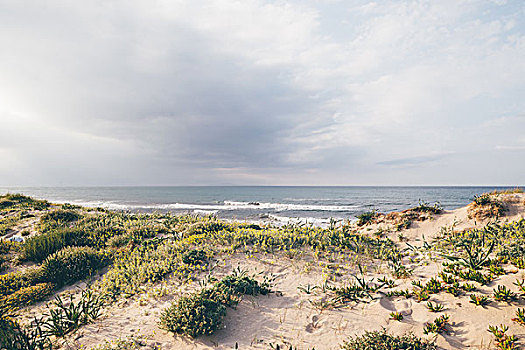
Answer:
xmin=159 ymin=269 xmax=271 ymax=338
xmin=341 ymin=329 xmax=436 ymax=350
xmin=468 ymin=194 xmax=505 ymax=220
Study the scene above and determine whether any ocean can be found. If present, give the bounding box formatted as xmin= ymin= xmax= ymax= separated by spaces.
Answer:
xmin=0 ymin=186 xmax=517 ymax=225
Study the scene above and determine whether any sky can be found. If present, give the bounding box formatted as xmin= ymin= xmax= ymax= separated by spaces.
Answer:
xmin=0 ymin=0 xmax=524 ymax=186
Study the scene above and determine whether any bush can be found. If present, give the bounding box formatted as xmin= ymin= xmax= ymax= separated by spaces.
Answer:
xmin=38 ymin=210 xmax=81 ymax=232
xmin=40 ymin=246 xmax=110 ymax=287
xmin=22 ymin=228 xmax=88 ymax=262
xmin=107 ymin=234 xmax=131 ymax=249
xmin=342 ymin=329 xmax=436 ymax=350
xmin=0 ymin=199 xmax=15 ymax=209
xmin=0 ymin=283 xmax=54 ymax=311
xmin=0 ymin=268 xmax=46 ymax=297
xmin=413 ymin=201 xmax=442 ymax=214
xmin=159 ymin=292 xmax=226 ymax=338
xmin=0 ymin=193 xmax=50 ymax=211
xmin=357 ymin=210 xmax=377 ymax=226
xmin=217 ymin=268 xmax=271 ymax=296
xmin=159 ymin=269 xmax=272 ymax=338
xmin=182 ymin=249 xmax=207 ymax=265
xmin=40 ymin=210 xmax=80 ymax=224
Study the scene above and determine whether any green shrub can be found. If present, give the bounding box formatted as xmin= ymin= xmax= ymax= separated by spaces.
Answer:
xmin=0 ymin=257 xmax=6 ymax=273
xmin=357 ymin=210 xmax=377 ymax=226
xmin=0 ymin=193 xmax=50 ymax=211
xmin=182 ymin=249 xmax=207 ymax=265
xmin=61 ymin=203 xmax=82 ymax=210
xmin=413 ymin=201 xmax=442 ymax=214
xmin=159 ymin=269 xmax=272 ymax=338
xmin=107 ymin=234 xmax=131 ymax=249
xmin=159 ymin=292 xmax=226 ymax=338
xmin=38 ymin=210 xmax=81 ymax=232
xmin=217 ymin=268 xmax=272 ymax=296
xmin=0 ymin=283 xmax=54 ymax=311
xmin=0 ymin=199 xmax=15 ymax=209
xmin=40 ymin=210 xmax=80 ymax=224
xmin=342 ymin=329 xmax=436 ymax=349
xmin=473 ymin=194 xmax=493 ymax=206
xmin=200 ymin=283 xmax=243 ymax=308
xmin=22 ymin=228 xmax=88 ymax=262
xmin=41 ymin=246 xmax=110 ymax=287
xmin=0 ymin=268 xmax=46 ymax=297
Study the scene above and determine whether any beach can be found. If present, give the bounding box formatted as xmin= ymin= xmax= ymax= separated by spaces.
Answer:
xmin=2 ymin=190 xmax=525 ymax=349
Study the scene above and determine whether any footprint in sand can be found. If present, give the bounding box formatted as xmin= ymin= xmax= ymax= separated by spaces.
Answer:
xmin=305 ymin=315 xmax=322 ymax=333
xmin=379 ymin=297 xmax=396 ymax=311
xmin=380 ymin=298 xmax=413 ymax=316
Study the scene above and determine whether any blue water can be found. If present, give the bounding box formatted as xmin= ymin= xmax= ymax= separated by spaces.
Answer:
xmin=0 ymin=186 xmax=518 ymax=224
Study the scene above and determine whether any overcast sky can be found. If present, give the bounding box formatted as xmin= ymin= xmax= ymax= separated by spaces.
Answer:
xmin=1 ymin=0 xmax=524 ymax=186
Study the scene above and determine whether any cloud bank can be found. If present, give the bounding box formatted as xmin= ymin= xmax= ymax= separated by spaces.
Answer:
xmin=1 ymin=0 xmax=524 ymax=185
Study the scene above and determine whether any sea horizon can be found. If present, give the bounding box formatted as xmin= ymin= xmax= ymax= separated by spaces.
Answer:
xmin=2 ymin=185 xmax=521 ymax=226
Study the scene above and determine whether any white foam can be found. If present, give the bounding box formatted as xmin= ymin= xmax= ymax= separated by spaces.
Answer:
xmin=54 ymin=199 xmax=358 ymax=212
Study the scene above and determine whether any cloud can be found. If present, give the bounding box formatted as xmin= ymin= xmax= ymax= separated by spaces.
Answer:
xmin=377 ymin=153 xmax=454 ymax=167
xmin=0 ymin=0 xmax=524 ymax=185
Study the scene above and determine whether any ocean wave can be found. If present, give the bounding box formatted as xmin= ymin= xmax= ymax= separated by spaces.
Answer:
xmin=53 ymin=199 xmax=358 ymax=212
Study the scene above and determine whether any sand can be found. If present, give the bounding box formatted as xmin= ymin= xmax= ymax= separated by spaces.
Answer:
xmin=13 ymin=193 xmax=525 ymax=349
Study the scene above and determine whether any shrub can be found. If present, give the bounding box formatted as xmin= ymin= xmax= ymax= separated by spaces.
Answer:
xmin=488 ymin=325 xmax=518 ymax=350
xmin=40 ymin=246 xmax=110 ymax=287
xmin=0 ymin=193 xmax=50 ymax=211
xmin=22 ymin=228 xmax=88 ymax=262
xmin=0 ymin=268 xmax=46 ymax=297
xmin=216 ymin=268 xmax=271 ymax=296
xmin=0 ymin=283 xmax=54 ymax=311
xmin=341 ymin=329 xmax=436 ymax=350
xmin=493 ymin=285 xmax=517 ymax=302
xmin=469 ymin=194 xmax=505 ymax=219
xmin=99 ymin=241 xmax=188 ymax=299
xmin=389 ymin=312 xmax=403 ymax=321
xmin=512 ymin=308 xmax=525 ymax=325
xmin=182 ymin=249 xmax=208 ymax=265
xmin=107 ymin=234 xmax=131 ymax=249
xmin=200 ymin=283 xmax=243 ymax=308
xmin=40 ymin=210 xmax=80 ymax=224
xmin=474 ymin=194 xmax=493 ymax=206
xmin=159 ymin=292 xmax=226 ymax=338
xmin=470 ymin=294 xmax=490 ymax=306
xmin=159 ymin=269 xmax=272 ymax=338
xmin=0 ymin=199 xmax=15 ymax=209
xmin=357 ymin=210 xmax=377 ymax=226
xmin=427 ymin=301 xmax=445 ymax=312
xmin=423 ymin=315 xmax=450 ymax=335
xmin=0 ymin=214 xmax=21 ymax=237
xmin=38 ymin=210 xmax=81 ymax=232
xmin=413 ymin=201 xmax=442 ymax=214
